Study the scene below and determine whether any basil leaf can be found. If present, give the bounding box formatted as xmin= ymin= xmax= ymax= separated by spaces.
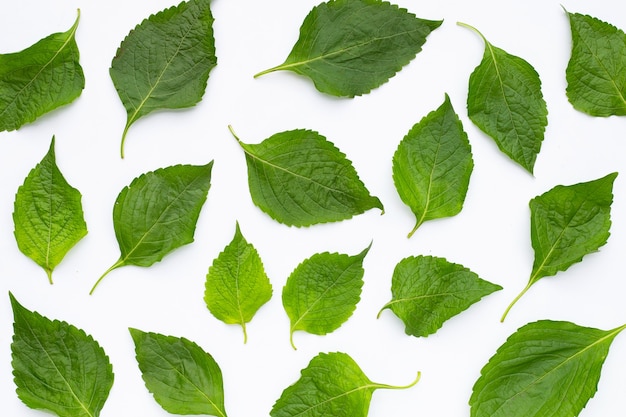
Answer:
xmin=129 ymin=328 xmax=227 ymax=417
xmin=565 ymin=10 xmax=626 ymax=116
xmin=271 ymin=352 xmax=419 ymax=417
xmin=13 ymin=137 xmax=87 ymax=284
xmin=378 ymin=255 xmax=501 ymax=337
xmin=204 ymin=222 xmax=273 ymax=343
xmin=0 ymin=10 xmax=83 ymax=132
xmin=10 ymin=292 xmax=114 ymax=417
xmin=255 ymin=0 xmax=442 ymax=97
xmin=470 ymin=320 xmax=626 ymax=417
xmin=90 ymin=162 xmax=213 ymax=294
xmin=392 ymin=94 xmax=473 ymax=237
xmin=110 ymin=0 xmax=217 ymax=158
xmin=459 ymin=22 xmax=548 ymax=173
xmin=502 ymin=172 xmax=617 ymax=321
xmin=282 ymin=245 xmax=370 ymax=349
xmin=231 ymin=127 xmax=383 ymax=227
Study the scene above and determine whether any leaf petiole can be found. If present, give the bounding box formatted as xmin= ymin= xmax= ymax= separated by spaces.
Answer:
xmin=500 ymin=281 xmax=533 ymax=322
xmin=375 ymin=371 xmax=421 ymax=391
xmin=90 ymin=259 xmax=124 ymax=295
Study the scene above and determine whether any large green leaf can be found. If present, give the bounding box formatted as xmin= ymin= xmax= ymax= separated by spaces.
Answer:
xmin=130 ymin=328 xmax=227 ymax=417
xmin=282 ymin=245 xmax=370 ymax=349
xmin=10 ymin=292 xmax=114 ymax=417
xmin=13 ymin=137 xmax=87 ymax=284
xmin=378 ymin=255 xmax=501 ymax=337
xmin=459 ymin=23 xmax=547 ymax=173
xmin=471 ymin=320 xmax=626 ymax=417
xmin=110 ymin=0 xmax=216 ymax=157
xmin=231 ymin=127 xmax=383 ymax=227
xmin=255 ymin=0 xmax=442 ymax=97
xmin=502 ymin=172 xmax=616 ymax=321
xmin=90 ymin=162 xmax=213 ymax=294
xmin=204 ymin=222 xmax=273 ymax=343
xmin=392 ymin=94 xmax=473 ymax=237
xmin=271 ymin=352 xmax=419 ymax=417
xmin=565 ymin=10 xmax=626 ymax=116
xmin=0 ymin=10 xmax=83 ymax=131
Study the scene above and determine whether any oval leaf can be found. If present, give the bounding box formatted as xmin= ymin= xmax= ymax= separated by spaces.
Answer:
xmin=255 ymin=0 xmax=442 ymax=97
xmin=0 ymin=10 xmax=83 ymax=131
xmin=378 ymin=255 xmax=501 ymax=337
xmin=91 ymin=162 xmax=213 ymax=294
xmin=565 ymin=11 xmax=626 ymax=116
xmin=129 ymin=328 xmax=227 ymax=417
xmin=13 ymin=137 xmax=87 ymax=284
xmin=392 ymin=94 xmax=473 ymax=237
xmin=110 ymin=0 xmax=217 ymax=157
xmin=470 ymin=320 xmax=626 ymax=417
xmin=459 ymin=23 xmax=548 ymax=173
xmin=204 ymin=222 xmax=273 ymax=343
xmin=232 ymin=127 xmax=383 ymax=227
xmin=10 ymin=292 xmax=114 ymax=417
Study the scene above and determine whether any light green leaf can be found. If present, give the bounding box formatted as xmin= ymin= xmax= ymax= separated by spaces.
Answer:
xmin=470 ymin=320 xmax=626 ymax=417
xmin=90 ymin=162 xmax=213 ymax=294
xmin=565 ymin=10 xmax=626 ymax=116
xmin=378 ymin=255 xmax=501 ymax=337
xmin=255 ymin=0 xmax=442 ymax=97
xmin=502 ymin=172 xmax=617 ymax=321
xmin=10 ymin=292 xmax=114 ymax=417
xmin=271 ymin=352 xmax=420 ymax=417
xmin=13 ymin=137 xmax=87 ymax=284
xmin=282 ymin=245 xmax=370 ymax=349
xmin=129 ymin=328 xmax=227 ymax=417
xmin=110 ymin=0 xmax=217 ymax=158
xmin=0 ymin=10 xmax=83 ymax=132
xmin=204 ymin=222 xmax=273 ymax=343
xmin=392 ymin=94 xmax=473 ymax=238
xmin=459 ymin=22 xmax=547 ymax=173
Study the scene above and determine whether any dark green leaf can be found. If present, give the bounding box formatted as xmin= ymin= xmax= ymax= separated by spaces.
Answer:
xmin=255 ymin=0 xmax=442 ymax=97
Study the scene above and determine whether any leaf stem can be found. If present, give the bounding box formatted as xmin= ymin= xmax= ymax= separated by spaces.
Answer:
xmin=376 ymin=371 xmax=421 ymax=390
xmin=90 ymin=260 xmax=124 ymax=295
xmin=242 ymin=323 xmax=248 ymax=344
xmin=120 ymin=122 xmax=131 ymax=159
xmin=289 ymin=330 xmax=297 ymax=350
xmin=407 ymin=219 xmax=423 ymax=239
xmin=500 ymin=281 xmax=533 ymax=322
xmin=456 ymin=21 xmax=488 ymax=45
xmin=253 ymin=64 xmax=284 ymax=79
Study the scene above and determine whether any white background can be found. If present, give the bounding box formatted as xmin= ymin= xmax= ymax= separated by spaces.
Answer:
xmin=1 ymin=0 xmax=625 ymax=416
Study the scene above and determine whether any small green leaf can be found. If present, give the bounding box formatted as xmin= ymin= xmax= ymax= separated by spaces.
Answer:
xmin=13 ymin=137 xmax=87 ymax=284
xmin=565 ymin=10 xmax=626 ymax=116
xmin=271 ymin=351 xmax=420 ymax=417
xmin=0 ymin=10 xmax=83 ymax=131
xmin=378 ymin=255 xmax=501 ymax=337
xmin=231 ymin=126 xmax=383 ymax=227
xmin=91 ymin=162 xmax=213 ymax=294
xmin=110 ymin=0 xmax=217 ymax=158
xmin=392 ymin=94 xmax=473 ymax=237
xmin=459 ymin=22 xmax=548 ymax=173
xmin=470 ymin=320 xmax=626 ymax=417
xmin=10 ymin=292 xmax=114 ymax=417
xmin=204 ymin=222 xmax=273 ymax=343
xmin=129 ymin=328 xmax=227 ymax=417
xmin=502 ymin=172 xmax=617 ymax=321
xmin=255 ymin=0 xmax=442 ymax=97
xmin=282 ymin=245 xmax=370 ymax=349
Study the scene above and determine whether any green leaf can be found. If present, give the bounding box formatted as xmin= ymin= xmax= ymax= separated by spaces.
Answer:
xmin=459 ymin=22 xmax=548 ymax=173
xmin=271 ymin=352 xmax=420 ymax=417
xmin=392 ymin=94 xmax=473 ymax=238
xmin=565 ymin=11 xmax=626 ymax=116
xmin=10 ymin=292 xmax=114 ymax=417
xmin=129 ymin=328 xmax=227 ymax=417
xmin=204 ymin=222 xmax=273 ymax=343
xmin=0 ymin=10 xmax=83 ymax=132
xmin=470 ymin=320 xmax=626 ymax=417
xmin=91 ymin=162 xmax=213 ymax=294
xmin=282 ymin=245 xmax=370 ymax=349
xmin=255 ymin=0 xmax=442 ymax=97
xmin=502 ymin=172 xmax=617 ymax=321
xmin=230 ymin=126 xmax=383 ymax=227
xmin=13 ymin=137 xmax=87 ymax=284
xmin=110 ymin=0 xmax=217 ymax=158
xmin=378 ymin=255 xmax=501 ymax=337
